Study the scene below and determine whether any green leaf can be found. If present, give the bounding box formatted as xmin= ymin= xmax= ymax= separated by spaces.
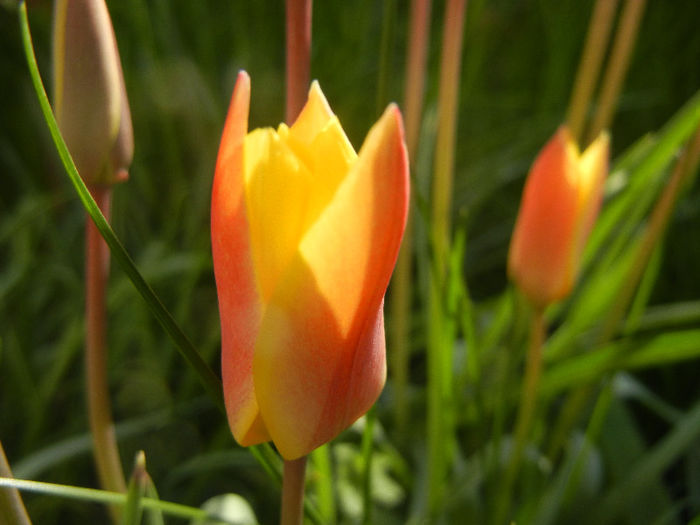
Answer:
xmin=541 ymin=330 xmax=700 ymax=398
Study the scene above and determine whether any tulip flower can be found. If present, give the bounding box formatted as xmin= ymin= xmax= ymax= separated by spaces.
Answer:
xmin=508 ymin=126 xmax=609 ymax=307
xmin=53 ymin=0 xmax=133 ymax=186
xmin=211 ymin=72 xmax=409 ymax=460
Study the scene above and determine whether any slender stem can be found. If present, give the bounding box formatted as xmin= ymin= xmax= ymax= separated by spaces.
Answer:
xmin=391 ymin=0 xmax=432 ymax=435
xmin=280 ymin=456 xmax=307 ymax=525
xmin=85 ymin=186 xmax=126 ymax=524
xmin=430 ymin=0 xmax=467 ymax=266
xmin=492 ymin=309 xmax=546 ymax=525
xmin=285 ymin=0 xmax=312 ymax=124
xmin=427 ymin=0 xmax=467 ymax=514
xmin=566 ymin=0 xmax=619 ymax=144
xmin=586 ymin=0 xmax=647 ymax=144
xmin=0 ymin=442 xmax=32 ymax=525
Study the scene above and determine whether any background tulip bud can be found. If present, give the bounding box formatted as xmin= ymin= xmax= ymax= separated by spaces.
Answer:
xmin=53 ymin=0 xmax=133 ymax=186
xmin=211 ymin=72 xmax=409 ymax=460
xmin=508 ymin=126 xmax=609 ymax=307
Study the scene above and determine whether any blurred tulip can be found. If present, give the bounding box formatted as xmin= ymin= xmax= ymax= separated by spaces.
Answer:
xmin=53 ymin=0 xmax=133 ymax=185
xmin=211 ymin=71 xmax=409 ymax=460
xmin=508 ymin=126 xmax=609 ymax=307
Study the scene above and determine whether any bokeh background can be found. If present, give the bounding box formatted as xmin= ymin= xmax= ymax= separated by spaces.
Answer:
xmin=1 ymin=1 xmax=700 ymax=523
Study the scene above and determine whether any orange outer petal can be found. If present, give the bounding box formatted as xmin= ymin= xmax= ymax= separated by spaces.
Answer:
xmin=508 ymin=126 xmax=580 ymax=307
xmin=211 ymin=71 xmax=270 ymax=446
xmin=253 ymin=105 xmax=410 ymax=459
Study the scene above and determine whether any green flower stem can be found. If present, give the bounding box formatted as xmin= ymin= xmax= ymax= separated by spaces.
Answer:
xmin=281 ymin=456 xmax=307 ymax=525
xmin=391 ymin=0 xmax=432 ymax=436
xmin=427 ymin=0 xmax=467 ymax=514
xmin=586 ymin=0 xmax=647 ymax=145
xmin=566 ymin=0 xmax=619 ymax=143
xmin=0 ymin=443 xmax=32 ymax=525
xmin=17 ymin=0 xmax=287 ymax=495
xmin=285 ymin=0 xmax=312 ymax=124
xmin=492 ymin=309 xmax=546 ymax=525
xmin=85 ymin=185 xmax=126 ymax=523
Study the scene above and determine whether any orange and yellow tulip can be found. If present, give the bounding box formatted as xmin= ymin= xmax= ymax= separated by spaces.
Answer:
xmin=211 ymin=71 xmax=409 ymax=460
xmin=508 ymin=126 xmax=609 ymax=308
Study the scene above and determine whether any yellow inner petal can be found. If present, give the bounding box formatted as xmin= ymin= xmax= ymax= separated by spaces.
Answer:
xmin=244 ymin=128 xmax=311 ymax=302
xmin=243 ymin=105 xmax=357 ymax=303
xmin=577 ymin=131 xmax=609 ymax=209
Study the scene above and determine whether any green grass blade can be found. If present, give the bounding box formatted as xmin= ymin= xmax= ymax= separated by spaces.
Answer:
xmin=541 ymin=329 xmax=700 ymax=398
xmin=0 ymin=477 xmax=227 ymax=523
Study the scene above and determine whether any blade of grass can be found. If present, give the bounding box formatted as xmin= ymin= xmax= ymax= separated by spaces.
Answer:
xmin=122 ymin=452 xmax=147 ymax=525
xmin=0 ymin=477 xmax=229 ymax=523
xmin=311 ymin=445 xmax=336 ymax=524
xmin=540 ymin=329 xmax=700 ymax=398
xmin=566 ymin=0 xmax=619 ymax=143
xmin=586 ymin=0 xmax=648 ymax=144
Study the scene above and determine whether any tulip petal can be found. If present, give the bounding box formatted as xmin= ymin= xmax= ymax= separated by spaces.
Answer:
xmin=244 ymin=128 xmax=313 ymax=302
xmin=290 ymin=81 xmax=335 ymax=143
xmin=253 ymin=105 xmax=409 ymax=459
xmin=577 ymin=131 xmax=609 ymax=239
xmin=508 ymin=127 xmax=580 ymax=305
xmin=212 ymin=71 xmax=270 ymax=446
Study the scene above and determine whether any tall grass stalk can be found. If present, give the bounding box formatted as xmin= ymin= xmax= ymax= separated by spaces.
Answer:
xmin=285 ymin=0 xmax=312 ymax=124
xmin=566 ymin=0 xmax=619 ymax=143
xmin=427 ymin=0 xmax=467 ymax=514
xmin=586 ymin=0 xmax=648 ymax=144
xmin=390 ymin=0 xmax=432 ymax=435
